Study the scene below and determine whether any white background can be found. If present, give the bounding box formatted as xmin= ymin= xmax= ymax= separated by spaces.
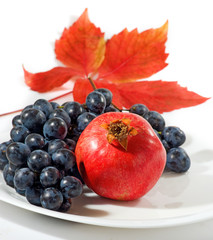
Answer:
xmin=0 ymin=0 xmax=213 ymax=239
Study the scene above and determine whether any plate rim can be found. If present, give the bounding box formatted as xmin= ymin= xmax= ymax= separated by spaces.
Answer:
xmin=1 ymin=176 xmax=213 ymax=229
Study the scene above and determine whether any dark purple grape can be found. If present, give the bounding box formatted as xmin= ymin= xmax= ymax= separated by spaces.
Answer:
xmin=162 ymin=126 xmax=186 ymax=148
xmin=161 ymin=139 xmax=170 ymax=152
xmin=40 ymin=187 xmax=63 ymax=210
xmin=15 ymin=186 xmax=26 ymax=196
xmin=47 ymin=139 xmax=67 ymax=155
xmin=144 ymin=111 xmax=165 ymax=132
xmin=64 ymin=138 xmax=76 ymax=152
xmin=77 ymin=112 xmax=96 ymax=131
xmin=21 ymin=108 xmax=46 ymax=133
xmin=95 ymin=88 xmax=112 ymax=107
xmin=25 ymin=185 xmax=44 ymax=206
xmin=27 ymin=150 xmax=51 ymax=173
xmin=63 ymin=101 xmax=85 ymax=121
xmin=50 ymin=101 xmax=60 ymax=109
xmin=14 ymin=168 xmax=35 ymax=190
xmin=10 ymin=125 xmax=30 ymax=142
xmin=33 ymin=99 xmax=53 ymax=117
xmin=68 ymin=125 xmax=82 ymax=142
xmin=58 ymin=199 xmax=72 ymax=212
xmin=52 ymin=149 xmax=76 ymax=172
xmin=104 ymin=105 xmax=120 ymax=113
xmin=0 ymin=141 xmax=10 ymax=170
xmin=66 ymin=164 xmax=84 ymax=184
xmin=129 ymin=104 xmax=149 ymax=117
xmin=86 ymin=91 xmax=106 ymax=114
xmin=166 ymin=148 xmax=190 ymax=173
xmin=25 ymin=133 xmax=45 ymax=151
xmin=12 ymin=115 xmax=22 ymax=127
xmin=22 ymin=104 xmax=33 ymax=111
xmin=60 ymin=176 xmax=83 ymax=199
xmin=48 ymin=108 xmax=71 ymax=128
xmin=3 ymin=164 xmax=15 ymax=187
xmin=6 ymin=142 xmax=31 ymax=167
xmin=40 ymin=166 xmax=60 ymax=188
xmin=43 ymin=117 xmax=67 ymax=140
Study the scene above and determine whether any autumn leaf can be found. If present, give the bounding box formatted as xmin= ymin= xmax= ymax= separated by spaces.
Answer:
xmin=55 ymin=8 xmax=105 ymax=76
xmin=23 ymin=8 xmax=210 ymax=113
xmin=24 ymin=66 xmax=77 ymax=92
xmin=73 ymin=79 xmax=209 ymax=113
xmin=97 ymin=21 xmax=168 ymax=82
xmin=25 ymin=8 xmax=105 ymax=92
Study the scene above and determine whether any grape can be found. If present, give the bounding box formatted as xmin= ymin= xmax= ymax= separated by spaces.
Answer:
xmin=166 ymin=148 xmax=191 ymax=173
xmin=40 ymin=166 xmax=60 ymax=188
xmin=154 ymin=129 xmax=161 ymax=139
xmin=95 ymin=88 xmax=113 ymax=107
xmin=21 ymin=108 xmax=46 ymax=133
xmin=15 ymin=186 xmax=26 ymax=196
xmin=0 ymin=142 xmax=10 ymax=170
xmin=161 ymin=139 xmax=170 ymax=152
xmin=6 ymin=142 xmax=31 ymax=167
xmin=86 ymin=91 xmax=106 ymax=114
xmin=104 ymin=105 xmax=120 ymax=113
xmin=33 ymin=99 xmax=53 ymax=117
xmin=12 ymin=115 xmax=22 ymax=127
xmin=40 ymin=187 xmax=63 ymax=210
xmin=68 ymin=126 xmax=82 ymax=142
xmin=0 ymin=156 xmax=8 ymax=171
xmin=144 ymin=111 xmax=165 ymax=132
xmin=129 ymin=104 xmax=149 ymax=117
xmin=66 ymin=164 xmax=84 ymax=184
xmin=50 ymin=101 xmax=60 ymax=109
xmin=22 ymin=104 xmax=33 ymax=111
xmin=77 ymin=112 xmax=96 ymax=131
xmin=25 ymin=185 xmax=44 ymax=206
xmin=25 ymin=133 xmax=45 ymax=151
xmin=60 ymin=176 xmax=83 ymax=199
xmin=48 ymin=108 xmax=71 ymax=128
xmin=63 ymin=101 xmax=85 ymax=121
xmin=27 ymin=150 xmax=52 ymax=173
xmin=64 ymin=138 xmax=76 ymax=152
xmin=14 ymin=168 xmax=35 ymax=190
xmin=3 ymin=164 xmax=15 ymax=187
xmin=52 ymin=149 xmax=76 ymax=172
xmin=10 ymin=125 xmax=30 ymax=142
xmin=43 ymin=117 xmax=68 ymax=140
xmin=162 ymin=126 xmax=186 ymax=148
xmin=47 ymin=139 xmax=67 ymax=155
xmin=58 ymin=199 xmax=72 ymax=212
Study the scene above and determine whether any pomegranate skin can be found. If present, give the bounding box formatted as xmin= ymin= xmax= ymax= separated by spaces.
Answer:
xmin=75 ymin=112 xmax=166 ymax=201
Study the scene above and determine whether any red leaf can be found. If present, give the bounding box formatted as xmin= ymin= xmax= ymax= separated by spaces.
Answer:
xmin=24 ymin=66 xmax=77 ymax=92
xmin=73 ymin=79 xmax=209 ymax=113
xmin=21 ymin=10 xmax=209 ymax=114
xmin=55 ymin=8 xmax=105 ymax=76
xmin=98 ymin=21 xmax=168 ymax=82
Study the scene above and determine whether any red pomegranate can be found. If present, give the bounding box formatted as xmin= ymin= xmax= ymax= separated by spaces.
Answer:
xmin=75 ymin=112 xmax=166 ymax=201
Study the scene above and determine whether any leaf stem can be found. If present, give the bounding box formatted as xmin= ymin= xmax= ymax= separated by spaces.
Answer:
xmin=0 ymin=90 xmax=74 ymax=118
xmin=88 ymin=77 xmax=97 ymax=90
xmin=0 ymin=109 xmax=23 ymax=117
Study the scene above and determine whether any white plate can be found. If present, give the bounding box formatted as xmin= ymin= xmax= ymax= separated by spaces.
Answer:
xmin=0 ymin=102 xmax=213 ymax=229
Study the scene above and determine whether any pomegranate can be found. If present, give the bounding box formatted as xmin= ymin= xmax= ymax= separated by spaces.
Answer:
xmin=75 ymin=112 xmax=166 ymax=201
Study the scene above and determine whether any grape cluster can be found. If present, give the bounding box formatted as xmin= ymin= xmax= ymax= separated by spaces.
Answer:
xmin=0 ymin=88 xmax=190 ymax=211
xmin=0 ymin=98 xmax=85 ymax=212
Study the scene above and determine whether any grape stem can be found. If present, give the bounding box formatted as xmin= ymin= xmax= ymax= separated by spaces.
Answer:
xmin=87 ymin=77 xmax=122 ymax=112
